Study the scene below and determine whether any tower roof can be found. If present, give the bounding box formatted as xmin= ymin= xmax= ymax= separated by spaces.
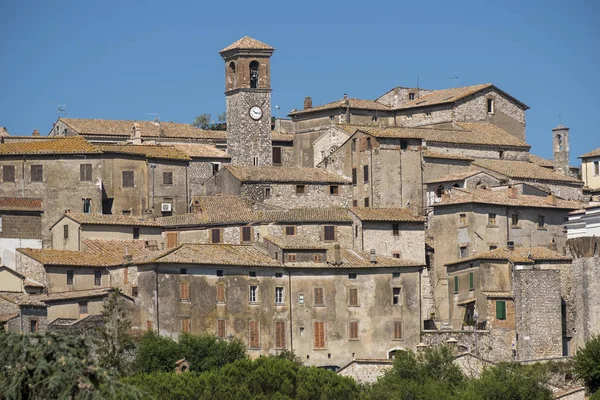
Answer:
xmin=219 ymin=36 xmax=274 ymax=54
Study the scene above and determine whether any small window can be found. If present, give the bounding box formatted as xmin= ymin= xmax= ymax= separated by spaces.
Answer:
xmin=80 ymin=164 xmax=92 ymax=181
xmin=216 ymin=270 xmax=224 ymax=277
xmin=180 ymin=281 xmax=189 ymax=301
xmin=425 ymin=111 xmax=431 ymax=117
xmin=454 ymin=276 xmax=459 ymax=293
xmin=287 ymin=253 xmax=297 ymax=262
xmin=363 ymin=165 xmax=369 ymax=183
xmin=459 ymin=214 xmax=467 ymax=227
xmin=181 ymin=317 xmax=191 ymax=333
xmin=275 ymin=287 xmax=284 ymax=304
xmin=460 ymin=246 xmax=468 ymax=258
xmin=94 ymin=270 xmax=101 ymax=286
xmin=314 ymin=321 xmax=325 ymax=348
xmin=122 ymin=209 xmax=131 ymax=216
xmin=594 ymin=161 xmax=600 ymax=176
xmin=131 ymin=286 xmax=138 ymax=297
xmin=354 ymin=225 xmax=358 ymax=238
xmin=364 ymin=197 xmax=370 ymax=207
xmin=488 ymin=213 xmax=496 ymax=226
xmin=349 ymin=321 xmax=359 ymax=340
xmin=511 ymin=214 xmax=519 ymax=226
xmin=400 ymin=139 xmax=408 ymax=150
xmin=249 ymin=271 xmax=256 ymax=277
xmin=329 ymin=185 xmax=339 ymax=196
xmin=489 ymin=245 xmax=498 ymax=251
xmin=272 ymin=147 xmax=282 ymax=165
xmin=409 ymin=93 xmax=415 ymax=101
xmin=211 ymin=228 xmax=221 ymax=244
xmin=352 ymin=168 xmax=357 ymax=185
xmin=124 ymin=268 xmax=129 ymax=284
xmin=275 ymin=321 xmax=286 ymax=348
xmin=406 ymin=114 xmax=412 ymax=120
xmin=30 ymin=319 xmax=38 ymax=333
xmin=212 ymin=163 xmax=220 ymax=175
xmin=392 ymin=223 xmax=399 ymax=236
xmin=31 ymin=165 xmax=43 ymax=182
xmin=180 ymin=269 xmax=187 ymax=275
xmin=323 ymin=225 xmax=335 ymax=241
xmin=133 ymin=227 xmax=140 ymax=239
xmin=352 ymin=199 xmax=358 ymax=207
xmin=122 ymin=171 xmax=134 ymax=187
xmin=63 ymin=225 xmax=69 ymax=239
xmin=392 ymin=252 xmax=401 ymax=259
xmin=217 ymin=319 xmax=226 ymax=338
xmin=348 ymin=273 xmax=357 ymax=280
xmin=249 ymin=285 xmax=258 ymax=303
xmin=285 ymin=226 xmax=296 ymax=236
xmin=249 ymin=320 xmax=260 ymax=348
xmin=242 ymin=226 xmax=252 ymax=243
xmin=487 ymin=98 xmax=494 ymax=113
xmin=469 ymin=272 xmax=474 ymax=291
xmin=496 ymin=300 xmax=507 ymax=320
xmin=313 ymin=254 xmax=322 ymax=262
xmin=275 ymin=272 xmax=283 ymax=278
xmin=216 ymin=283 xmax=225 ymax=303
xmin=163 ymin=172 xmax=173 ymax=185
xmin=79 ymin=301 xmax=88 ymax=315
xmin=296 ymin=185 xmax=306 ymax=195
xmin=82 ymin=199 xmax=91 ymax=214
xmin=351 ymin=138 xmax=357 ymax=151
xmin=348 ymin=288 xmax=359 ymax=306
xmin=538 ymin=215 xmax=545 ymax=228
xmin=392 ymin=272 xmax=400 ymax=278
xmin=253 ymin=156 xmax=259 ymax=166
xmin=264 ymin=187 xmax=271 ymax=198
xmin=392 ymin=287 xmax=401 ymax=305
xmin=3 ymin=165 xmax=15 ymax=182
xmin=393 ymin=321 xmax=403 ymax=339
xmin=436 ymin=185 xmax=444 ymax=198
xmin=299 ymin=293 xmax=305 ymax=305
xmin=314 ymin=287 xmax=325 ymax=306
xmin=67 ymin=270 xmax=74 ymax=285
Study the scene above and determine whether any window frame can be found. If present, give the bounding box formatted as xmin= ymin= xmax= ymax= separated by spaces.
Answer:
xmin=180 ymin=281 xmax=190 ymax=302
xmin=122 ymin=170 xmax=134 ymax=188
xmin=323 ymin=225 xmax=335 ymax=241
xmin=3 ymin=165 xmax=15 ymax=182
xmin=363 ymin=165 xmax=369 ymax=183
xmin=351 ymin=168 xmax=357 ymax=185
xmin=454 ymin=276 xmax=459 ymax=293
xmin=79 ymin=301 xmax=88 ymax=315
xmin=538 ymin=215 xmax=545 ymax=228
xmin=249 ymin=285 xmax=258 ymax=304
xmin=469 ymin=272 xmax=474 ymax=291
xmin=163 ymin=171 xmax=173 ymax=185
xmin=296 ymin=184 xmax=306 ymax=195
xmin=314 ymin=321 xmax=326 ymax=349
xmin=488 ymin=213 xmax=497 ymax=226
xmin=392 ymin=287 xmax=401 ymax=305
xmin=393 ymin=321 xmax=403 ymax=340
xmin=94 ymin=270 xmax=102 ymax=286
xmin=241 ymin=226 xmax=252 ymax=243
xmin=67 ymin=270 xmax=74 ymax=285
xmin=210 ymin=228 xmax=222 ymax=244
xmin=217 ymin=319 xmax=226 ymax=338
xmin=348 ymin=287 xmax=359 ymax=307
xmin=496 ymin=300 xmax=507 ymax=320
xmin=349 ymin=320 xmax=359 ymax=340
xmin=216 ymin=283 xmax=226 ymax=303
xmin=329 ymin=185 xmax=339 ymax=196
xmin=272 ymin=146 xmax=282 ymax=165
xmin=314 ymin=287 xmax=325 ymax=306
xmin=30 ymin=165 xmax=43 ymax=182
xmin=275 ymin=321 xmax=286 ymax=348
xmin=249 ymin=320 xmax=260 ymax=349
xmin=181 ymin=317 xmax=191 ymax=333
xmin=80 ymin=164 xmax=92 ymax=181
xmin=275 ymin=286 xmax=284 ymax=305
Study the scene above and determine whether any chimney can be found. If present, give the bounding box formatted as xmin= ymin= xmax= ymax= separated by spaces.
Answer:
xmin=370 ymin=248 xmax=377 ymax=263
xmin=343 ymin=93 xmax=348 ymax=100
xmin=333 ymin=243 xmax=341 ymax=265
xmin=32 ymin=129 xmax=40 ymax=137
xmin=507 ymin=185 xmax=517 ymax=199
xmin=546 ymin=192 xmax=557 ymax=206
xmin=130 ymin=122 xmax=142 ymax=145
xmin=507 ymin=241 xmax=515 ymax=251
xmin=124 ymin=254 xmax=133 ymax=263
xmin=192 ymin=200 xmax=202 ymax=214
xmin=303 ymin=96 xmax=313 ymax=109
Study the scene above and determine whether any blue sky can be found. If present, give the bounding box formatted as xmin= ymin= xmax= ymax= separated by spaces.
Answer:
xmin=1 ymin=0 xmax=598 ymax=164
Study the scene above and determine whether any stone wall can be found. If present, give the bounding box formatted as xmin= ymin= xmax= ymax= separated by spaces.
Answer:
xmin=312 ymin=127 xmax=350 ymax=167
xmin=353 ymin=219 xmax=425 ymax=263
xmin=15 ymin=252 xmax=46 ymax=286
xmin=262 ymin=223 xmax=353 ymax=249
xmin=337 ymin=360 xmax=393 ymax=384
xmin=241 ymin=182 xmax=351 ymax=210
xmin=396 ymin=104 xmax=453 ymax=127
xmin=421 ymin=329 xmax=514 ymax=362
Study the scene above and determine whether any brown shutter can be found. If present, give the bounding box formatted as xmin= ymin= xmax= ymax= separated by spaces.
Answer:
xmin=349 ymin=321 xmax=358 ymax=339
xmin=216 ymin=284 xmax=225 ymax=303
xmin=314 ymin=322 xmax=325 ymax=348
xmin=180 ymin=281 xmax=189 ymax=301
xmin=211 ymin=228 xmax=221 ymax=243
xmin=124 ymin=268 xmax=129 ymax=284
xmin=181 ymin=317 xmax=191 ymax=333
xmin=272 ymin=147 xmax=282 ymax=165
xmin=167 ymin=232 xmax=178 ymax=248
xmin=242 ymin=227 xmax=252 ymax=243
xmin=394 ymin=321 xmax=403 ymax=339
xmin=349 ymin=288 xmax=358 ymax=306
xmin=249 ymin=320 xmax=260 ymax=348
xmin=3 ymin=166 xmax=15 ymax=182
xmin=217 ymin=319 xmax=225 ymax=338
xmin=323 ymin=226 xmax=335 ymax=241
xmin=275 ymin=321 xmax=285 ymax=348
xmin=314 ymin=287 xmax=324 ymax=306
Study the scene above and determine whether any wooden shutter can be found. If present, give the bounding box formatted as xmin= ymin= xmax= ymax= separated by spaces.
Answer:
xmin=285 ymin=226 xmax=295 ymax=236
xmin=349 ymin=288 xmax=358 ymax=306
xmin=124 ymin=267 xmax=129 ymax=284
xmin=469 ymin=272 xmax=474 ymax=291
xmin=249 ymin=320 xmax=260 ymax=348
xmin=181 ymin=317 xmax=191 ymax=333
xmin=163 ymin=172 xmax=173 ymax=185
xmin=217 ymin=319 xmax=225 ymax=338
xmin=146 ymin=320 xmax=153 ymax=331
xmin=272 ymin=147 xmax=282 ymax=165
xmin=242 ymin=227 xmax=252 ymax=243
xmin=454 ymin=276 xmax=459 ymax=293
xmin=352 ymin=168 xmax=357 ymax=185
xmin=211 ymin=228 xmax=221 ymax=243
xmin=314 ymin=322 xmax=325 ymax=348
xmin=314 ymin=287 xmax=324 ymax=306
xmin=496 ymin=301 xmax=506 ymax=320
xmin=31 ymin=165 xmax=43 ymax=182
xmin=180 ymin=281 xmax=189 ymax=301
xmin=275 ymin=321 xmax=285 ymax=348
xmin=363 ymin=165 xmax=369 ymax=183
xmin=122 ymin=171 xmax=134 ymax=187
xmin=349 ymin=321 xmax=358 ymax=339
xmin=394 ymin=321 xmax=402 ymax=339
xmin=216 ymin=284 xmax=225 ymax=303
xmin=3 ymin=165 xmax=15 ymax=182
xmin=166 ymin=232 xmax=178 ymax=248
xmin=323 ymin=226 xmax=335 ymax=241
xmin=80 ymin=164 xmax=92 ymax=181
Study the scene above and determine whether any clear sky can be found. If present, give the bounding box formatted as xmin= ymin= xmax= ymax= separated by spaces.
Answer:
xmin=1 ymin=0 xmax=598 ymax=164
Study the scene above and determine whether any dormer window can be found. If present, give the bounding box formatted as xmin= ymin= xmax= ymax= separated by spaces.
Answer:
xmin=409 ymin=93 xmax=415 ymax=101
xmin=487 ymin=98 xmax=494 ymax=114
xmin=249 ymin=61 xmax=259 ymax=88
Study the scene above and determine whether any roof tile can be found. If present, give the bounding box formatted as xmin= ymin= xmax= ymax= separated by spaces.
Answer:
xmin=472 ymin=159 xmax=582 ymax=184
xmin=446 ymin=247 xmax=571 ymax=266
xmin=0 ymin=198 xmax=43 ymax=211
xmin=65 ymin=213 xmax=163 ymax=227
xmin=219 ymin=36 xmax=274 ymax=53
xmin=225 ymin=165 xmax=350 ymax=184
xmin=433 ymin=188 xmax=582 ymax=209
xmin=349 ymin=207 xmax=425 ymax=222
xmin=17 ymin=248 xmax=124 ymax=267
xmin=0 ymin=137 xmax=101 ymax=156
xmin=96 ymin=144 xmax=190 ymax=161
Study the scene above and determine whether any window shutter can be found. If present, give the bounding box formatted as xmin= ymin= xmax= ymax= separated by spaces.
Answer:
xmin=349 ymin=321 xmax=358 ymax=339
xmin=314 ymin=322 xmax=325 ymax=348
xmin=217 ymin=319 xmax=225 ymax=338
xmin=496 ymin=301 xmax=507 ymax=320
xmin=272 ymin=147 xmax=282 ymax=165
xmin=181 ymin=317 xmax=191 ymax=333
xmin=3 ymin=166 xmax=15 ymax=182
xmin=275 ymin=321 xmax=285 ymax=348
xmin=167 ymin=232 xmax=178 ymax=248
xmin=349 ymin=288 xmax=358 ymax=306
xmin=324 ymin=226 xmax=335 ymax=241
xmin=454 ymin=276 xmax=459 ymax=293
xmin=180 ymin=281 xmax=189 ymax=301
xmin=242 ymin=227 xmax=252 ymax=243
xmin=363 ymin=165 xmax=369 ymax=183
xmin=211 ymin=229 xmax=221 ymax=243
xmin=216 ymin=284 xmax=225 ymax=303
xmin=469 ymin=272 xmax=474 ymax=291
xmin=124 ymin=268 xmax=129 ymax=284
xmin=249 ymin=320 xmax=259 ymax=348
xmin=314 ymin=287 xmax=324 ymax=306
xmin=352 ymin=168 xmax=357 ymax=185
xmin=394 ymin=321 xmax=402 ymax=339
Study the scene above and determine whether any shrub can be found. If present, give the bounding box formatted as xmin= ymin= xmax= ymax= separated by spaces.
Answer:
xmin=574 ymin=335 xmax=600 ymax=394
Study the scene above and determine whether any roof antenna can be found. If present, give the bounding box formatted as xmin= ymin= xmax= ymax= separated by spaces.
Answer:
xmin=450 ymin=75 xmax=461 ymax=87
xmin=411 ymin=76 xmax=420 ymax=90
xmin=147 ymin=113 xmax=160 ymax=124
xmin=49 ymin=100 xmax=67 ymax=116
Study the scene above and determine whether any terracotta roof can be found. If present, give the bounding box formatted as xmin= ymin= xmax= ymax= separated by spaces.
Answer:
xmin=480 ymin=291 xmax=514 ymax=298
xmin=580 ymin=148 xmax=600 ymax=158
xmin=289 ymin=247 xmax=424 ymax=269
xmin=59 ymin=118 xmax=227 ymax=140
xmin=0 ymin=313 xmax=18 ymax=322
xmin=349 ymin=207 xmax=425 ymax=222
xmin=0 ymin=137 xmax=101 ymax=156
xmin=63 ymin=213 xmax=163 ymax=227
xmin=152 ymin=244 xmax=281 ymax=267
xmin=271 ymin=132 xmax=294 ymax=142
xmin=82 ymin=239 xmax=157 ymax=257
xmin=173 ymin=144 xmax=230 ymax=159
xmin=433 ymin=188 xmax=582 ymax=209
xmin=0 ymin=197 xmax=43 ymax=212
xmin=425 ymin=170 xmax=495 ymax=184
xmin=224 ymin=165 xmax=350 ymax=184
xmin=96 ymin=144 xmax=190 ymax=161
xmin=472 ymin=159 xmax=582 ymax=184
xmin=23 ymin=278 xmax=45 ymax=288
xmin=264 ymin=235 xmax=330 ymax=250
xmin=159 ymin=196 xmax=259 ymax=227
xmin=289 ymin=97 xmax=390 ymax=116
xmin=0 ymin=293 xmax=47 ymax=306
xmin=446 ymin=247 xmax=572 ymax=266
xmin=528 ymin=154 xmax=554 ymax=168
xmin=219 ymin=36 xmax=274 ymax=53
xmin=395 ymin=84 xmax=493 ymax=109
xmin=38 ymin=288 xmax=114 ymax=302
xmin=261 ymin=207 xmax=352 ymax=223
xmin=422 ymin=150 xmax=473 ymax=161
xmin=17 ymin=248 xmax=124 ymax=267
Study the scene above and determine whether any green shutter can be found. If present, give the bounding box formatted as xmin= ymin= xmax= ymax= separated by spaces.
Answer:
xmin=454 ymin=276 xmax=459 ymax=293
xmin=496 ymin=301 xmax=506 ymax=320
xmin=469 ymin=272 xmax=474 ymax=291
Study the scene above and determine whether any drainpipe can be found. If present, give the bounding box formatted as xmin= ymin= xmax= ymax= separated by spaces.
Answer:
xmin=287 ymin=268 xmax=293 ymax=353
xmin=506 ymin=207 xmax=510 ymax=244
xmin=21 ymin=156 xmax=26 ymax=197
xmin=369 ymin=143 xmax=374 ymax=206
xmin=155 ymin=263 xmax=160 ymax=334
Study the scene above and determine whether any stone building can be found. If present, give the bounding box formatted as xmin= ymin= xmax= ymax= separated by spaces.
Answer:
xmin=579 ymin=147 xmax=600 ymax=198
xmin=0 ymin=293 xmax=48 ymax=333
xmin=137 ymin=242 xmax=424 ymax=368
xmin=0 ymin=197 xmax=43 ymax=269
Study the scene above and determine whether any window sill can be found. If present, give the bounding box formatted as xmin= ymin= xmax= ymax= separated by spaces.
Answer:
xmin=180 ymin=300 xmax=191 ymax=303
xmin=348 ymin=338 xmax=360 ymax=341
xmin=248 ymin=302 xmax=260 ymax=306
xmin=537 ymin=227 xmax=547 ymax=231
xmin=392 ymin=338 xmax=404 ymax=341
xmin=486 ymin=225 xmax=499 ymax=228
xmin=458 ymin=225 xmax=469 ymax=229
xmin=511 ymin=225 xmax=521 ymax=229
xmin=347 ymin=304 xmax=360 ymax=308
xmin=313 ymin=348 xmax=328 ymax=351
xmin=313 ymin=304 xmax=325 ymax=308
xmin=275 ymin=302 xmax=285 ymax=306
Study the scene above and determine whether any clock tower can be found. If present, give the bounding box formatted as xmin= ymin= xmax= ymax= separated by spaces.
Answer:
xmin=219 ymin=36 xmax=275 ymax=166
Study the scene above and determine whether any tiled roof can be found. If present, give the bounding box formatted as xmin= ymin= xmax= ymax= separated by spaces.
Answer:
xmin=159 ymin=196 xmax=259 ymax=227
xmin=349 ymin=207 xmax=425 ymax=222
xmin=0 ymin=293 xmax=47 ymax=306
xmin=433 ymin=188 xmax=582 ymax=209
xmin=422 ymin=150 xmax=473 ymax=161
xmin=395 ymin=84 xmax=493 ymax=109
xmin=264 ymin=235 xmax=330 ymax=250
xmin=24 ymin=278 xmax=45 ymax=288
xmin=289 ymin=247 xmax=424 ymax=269
xmin=59 ymin=118 xmax=227 ymax=140
xmin=17 ymin=248 xmax=124 ymax=267
xmin=472 ymin=159 xmax=582 ymax=184
xmin=528 ymin=154 xmax=554 ymax=168
xmin=271 ymin=132 xmax=294 ymax=142
xmin=152 ymin=244 xmax=281 ymax=267
xmin=64 ymin=213 xmax=163 ymax=227
xmin=0 ymin=137 xmax=101 ymax=156
xmin=446 ymin=247 xmax=572 ymax=266
xmin=0 ymin=198 xmax=43 ymax=211
xmin=580 ymin=148 xmax=600 ymax=158
xmin=261 ymin=207 xmax=352 ymax=223
xmin=480 ymin=291 xmax=514 ymax=298
xmin=82 ymin=239 xmax=156 ymax=257
xmin=219 ymin=36 xmax=274 ymax=53
xmin=38 ymin=288 xmax=115 ymax=302
xmin=96 ymin=144 xmax=191 ymax=161
xmin=173 ymin=144 xmax=230 ymax=159
xmin=289 ymin=97 xmax=390 ymax=116
xmin=0 ymin=313 xmax=18 ymax=322
xmin=425 ymin=170 xmax=494 ymax=184
xmin=225 ymin=165 xmax=350 ymax=184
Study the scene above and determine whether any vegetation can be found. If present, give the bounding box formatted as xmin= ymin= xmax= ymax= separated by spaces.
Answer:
xmin=192 ymin=112 xmax=226 ymax=130
xmin=574 ymin=334 xmax=600 ymax=394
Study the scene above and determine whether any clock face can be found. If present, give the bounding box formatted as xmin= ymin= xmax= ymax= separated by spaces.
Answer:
xmin=249 ymin=106 xmax=263 ymax=121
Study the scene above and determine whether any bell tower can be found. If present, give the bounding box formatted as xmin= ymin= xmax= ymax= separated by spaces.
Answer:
xmin=552 ymin=123 xmax=570 ymax=176
xmin=219 ymin=36 xmax=275 ymax=166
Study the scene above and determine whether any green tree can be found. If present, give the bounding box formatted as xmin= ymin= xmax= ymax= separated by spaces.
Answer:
xmin=135 ymin=331 xmax=181 ymax=373
xmin=0 ymin=331 xmax=142 ymax=400
xmin=192 ymin=112 xmax=226 ymax=130
xmin=574 ymin=335 xmax=600 ymax=394
xmin=96 ymin=289 xmax=135 ymax=375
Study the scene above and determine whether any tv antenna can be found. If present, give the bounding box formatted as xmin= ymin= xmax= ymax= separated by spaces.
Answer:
xmin=49 ymin=100 xmax=67 ymax=116
xmin=450 ymin=75 xmax=461 ymax=87
xmin=147 ymin=113 xmax=160 ymax=122
xmin=410 ymin=76 xmax=420 ymax=89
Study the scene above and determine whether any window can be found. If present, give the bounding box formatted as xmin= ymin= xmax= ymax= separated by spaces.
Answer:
xmin=538 ymin=215 xmax=545 ymax=228
xmin=253 ymin=156 xmax=259 ymax=166
xmin=249 ymin=60 xmax=259 ymax=89
xmin=275 ymin=321 xmax=285 ymax=348
xmin=487 ymin=98 xmax=494 ymax=113
xmin=393 ymin=321 xmax=403 ymax=339
xmin=211 ymin=163 xmax=220 ymax=175
xmin=299 ymin=293 xmax=305 ymax=305
xmin=94 ymin=271 xmax=101 ymax=286
xmin=409 ymin=92 xmax=415 ymax=101
xmin=392 ymin=272 xmax=400 ymax=278
xmin=83 ymin=199 xmax=91 ymax=214
xmin=352 ymin=168 xmax=357 ymax=185
xmin=488 ymin=213 xmax=496 ymax=226
xmin=216 ymin=284 xmax=225 ymax=303
xmin=180 ymin=268 xmax=187 ymax=275
xmin=469 ymin=272 xmax=474 ymax=291
xmin=323 ymin=225 xmax=335 ymax=241
xmin=216 ymin=270 xmax=224 ymax=277
xmin=249 ymin=320 xmax=260 ymax=348
xmin=496 ymin=300 xmax=507 ymax=320
xmin=349 ymin=321 xmax=359 ymax=340
xmin=459 ymin=214 xmax=467 ymax=227
xmin=511 ymin=214 xmax=519 ymax=226
xmin=3 ymin=165 xmax=15 ymax=182
xmin=63 ymin=224 xmax=69 ymax=239
xmin=79 ymin=301 xmax=88 ymax=315
xmin=285 ymin=225 xmax=296 ymax=236
xmin=181 ymin=317 xmax=191 ymax=333
xmin=163 ymin=172 xmax=173 ymax=185
xmin=287 ymin=253 xmax=296 ymax=262
xmin=296 ymin=184 xmax=305 ymax=194
xmin=460 ymin=246 xmax=468 ymax=258
xmin=354 ymin=225 xmax=358 ymax=237
xmin=425 ymin=111 xmax=431 ymax=117
xmin=211 ymin=228 xmax=221 ymax=244
xmin=329 ymin=185 xmax=339 ymax=195
xmin=314 ymin=287 xmax=325 ymax=306
xmin=131 ymin=286 xmax=138 ymax=297
xmin=454 ymin=276 xmax=459 ymax=293
xmin=249 ymin=285 xmax=258 ymax=303
xmin=124 ymin=268 xmax=129 ymax=284
xmin=217 ymin=319 xmax=226 ymax=338
xmin=400 ymin=139 xmax=408 ymax=150
xmin=122 ymin=171 xmax=134 ymax=187
xmin=363 ymin=165 xmax=369 ymax=183
xmin=30 ymin=319 xmax=38 ymax=333
xmin=275 ymin=272 xmax=283 ymax=278
xmin=122 ymin=209 xmax=131 ymax=216
xmin=392 ymin=252 xmax=401 ymax=259
xmin=594 ymin=161 xmax=600 ymax=175
xmin=366 ymin=137 xmax=372 ymax=150
xmin=80 ymin=164 xmax=92 ymax=181
xmin=180 ymin=281 xmax=189 ymax=301
xmin=314 ymin=322 xmax=325 ymax=348
xmin=167 ymin=231 xmax=177 ymax=248
xmin=392 ymin=287 xmax=401 ymax=305
xmin=67 ymin=270 xmax=74 ymax=285
xmin=264 ymin=187 xmax=271 ymax=198
xmin=249 ymin=271 xmax=256 ymax=277
xmin=272 ymin=147 xmax=282 ymax=165
xmin=489 ymin=245 xmax=498 ymax=251
xmin=242 ymin=226 xmax=252 ymax=243
xmin=351 ymin=138 xmax=357 ymax=151
xmin=133 ymin=227 xmax=140 ymax=239
xmin=364 ymin=197 xmax=370 ymax=207
xmin=348 ymin=288 xmax=359 ymax=306
xmin=406 ymin=114 xmax=412 ymax=120
xmin=313 ymin=254 xmax=322 ymax=262
xmin=31 ymin=165 xmax=43 ymax=182
xmin=352 ymin=199 xmax=358 ymax=207
xmin=436 ymin=185 xmax=444 ymax=198
xmin=275 ymin=287 xmax=284 ymax=304
xmin=393 ymin=223 xmax=400 ymax=236
xmin=348 ymin=273 xmax=357 ymax=280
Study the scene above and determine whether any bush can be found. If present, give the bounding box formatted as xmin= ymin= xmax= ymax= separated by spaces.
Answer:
xmin=574 ymin=335 xmax=600 ymax=394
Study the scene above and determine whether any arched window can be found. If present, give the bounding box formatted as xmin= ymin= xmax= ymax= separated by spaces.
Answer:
xmin=228 ymin=62 xmax=236 ymax=87
xmin=557 ymin=134 xmax=563 ymax=151
xmin=453 ymin=183 xmax=460 ymax=188
xmin=436 ymin=185 xmax=444 ymax=198
xmin=249 ymin=61 xmax=259 ymax=89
